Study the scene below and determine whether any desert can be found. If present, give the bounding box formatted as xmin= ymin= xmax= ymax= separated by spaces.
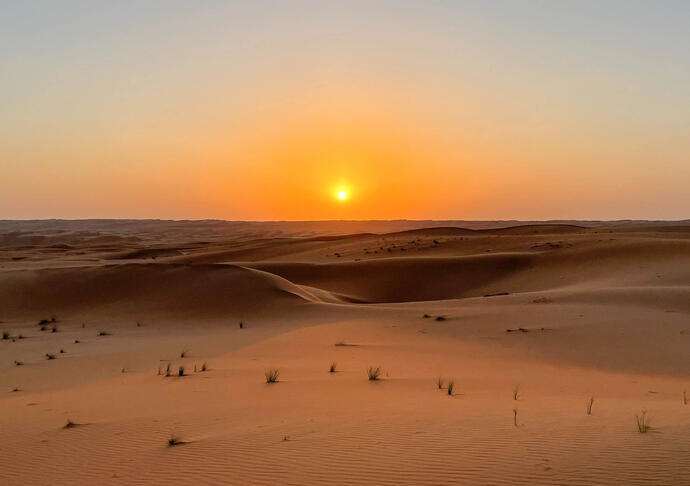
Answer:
xmin=2 ymin=219 xmax=689 ymax=485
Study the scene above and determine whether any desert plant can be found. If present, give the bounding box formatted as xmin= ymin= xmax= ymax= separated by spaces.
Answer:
xmin=423 ymin=314 xmax=431 ymax=318
xmin=51 ymin=326 xmax=57 ymax=333
xmin=74 ymin=340 xmax=80 ymax=344
xmin=17 ymin=334 xmax=24 ymax=339
xmin=97 ymin=331 xmax=110 ymax=336
xmin=435 ymin=316 xmax=446 ymax=321
xmin=437 ymin=376 xmax=444 ymax=389
xmin=513 ymin=408 xmax=518 ymax=427
xmin=329 ymin=362 xmax=337 ymax=373
xmin=447 ymin=380 xmax=454 ymax=396
xmin=367 ymin=367 xmax=381 ymax=381
xmin=40 ymin=326 xmax=47 ymax=331
xmin=587 ymin=396 xmax=595 ymax=415
xmin=513 ymin=385 xmax=520 ymax=401
xmin=38 ymin=319 xmax=50 ymax=326
xmin=265 ymin=368 xmax=280 ymax=383
xmin=64 ymin=419 xmax=77 ymax=429
xmin=165 ymin=362 xmax=172 ymax=377
xmin=178 ymin=365 xmax=185 ymax=377
xmin=46 ymin=353 xmax=56 ymax=360
xmin=14 ymin=360 xmax=23 ymax=366
xmin=684 ymin=391 xmax=687 ymax=405
xmin=2 ymin=331 xmax=9 ymax=340
xmin=168 ymin=435 xmax=183 ymax=446
xmin=239 ymin=321 xmax=244 ymax=329
xmin=201 ymin=362 xmax=208 ymax=372
xmin=11 ymin=387 xmax=20 ymax=392
xmin=180 ymin=350 xmax=187 ymax=358
xmin=635 ymin=410 xmax=650 ymax=433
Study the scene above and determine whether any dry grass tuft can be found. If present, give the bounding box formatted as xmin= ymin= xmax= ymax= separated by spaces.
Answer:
xmin=329 ymin=362 xmax=337 ymax=373
xmin=265 ymin=368 xmax=280 ymax=383
xmin=437 ymin=376 xmax=444 ymax=389
xmin=635 ymin=410 xmax=650 ymax=433
xmin=367 ymin=367 xmax=381 ymax=381
xmin=587 ymin=396 xmax=595 ymax=415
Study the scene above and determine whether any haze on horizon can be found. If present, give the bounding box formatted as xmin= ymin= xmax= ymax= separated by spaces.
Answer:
xmin=1 ymin=1 xmax=689 ymax=221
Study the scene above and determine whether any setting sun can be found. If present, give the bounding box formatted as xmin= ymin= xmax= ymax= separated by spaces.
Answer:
xmin=337 ymin=190 xmax=347 ymax=200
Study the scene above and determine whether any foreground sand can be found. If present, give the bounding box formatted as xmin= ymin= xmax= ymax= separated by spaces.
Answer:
xmin=1 ymin=220 xmax=689 ymax=485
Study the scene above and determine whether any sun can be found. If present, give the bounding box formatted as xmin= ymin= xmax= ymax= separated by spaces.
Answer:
xmin=337 ymin=190 xmax=347 ymax=200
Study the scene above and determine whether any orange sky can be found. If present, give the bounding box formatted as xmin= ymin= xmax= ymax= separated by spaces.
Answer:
xmin=1 ymin=2 xmax=689 ymax=220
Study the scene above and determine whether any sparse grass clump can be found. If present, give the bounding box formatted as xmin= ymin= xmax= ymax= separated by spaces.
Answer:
xmin=2 ymin=331 xmax=9 ymax=340
xmin=436 ymin=376 xmax=444 ymax=389
xmin=178 ymin=365 xmax=185 ymax=377
xmin=74 ymin=340 xmax=80 ymax=344
xmin=434 ymin=316 xmax=446 ymax=322
xmin=165 ymin=362 xmax=172 ymax=377
xmin=513 ymin=408 xmax=518 ymax=427
xmin=635 ymin=410 xmax=650 ymax=433
xmin=367 ymin=367 xmax=381 ymax=381
xmin=329 ymin=362 xmax=337 ymax=373
xmin=513 ymin=385 xmax=520 ymax=401
xmin=447 ymin=380 xmax=454 ymax=396
xmin=201 ymin=362 xmax=208 ymax=372
xmin=51 ymin=326 xmax=57 ymax=333
xmin=97 ymin=331 xmax=110 ymax=336
xmin=180 ymin=350 xmax=187 ymax=358
xmin=168 ymin=435 xmax=183 ymax=446
xmin=14 ymin=360 xmax=23 ymax=366
xmin=423 ymin=314 xmax=431 ymax=319
xmin=265 ymin=368 xmax=280 ymax=383
xmin=684 ymin=391 xmax=687 ymax=405
xmin=587 ymin=396 xmax=595 ymax=415
xmin=63 ymin=419 xmax=78 ymax=429
xmin=46 ymin=353 xmax=56 ymax=360
xmin=239 ymin=321 xmax=244 ymax=329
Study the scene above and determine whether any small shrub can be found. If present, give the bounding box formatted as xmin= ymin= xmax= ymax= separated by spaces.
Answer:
xmin=513 ymin=408 xmax=518 ymax=427
xmin=64 ymin=419 xmax=77 ymax=429
xmin=14 ymin=360 xmax=23 ymax=366
xmin=513 ymin=385 xmax=520 ymax=401
xmin=329 ymin=362 xmax=337 ymax=373
xmin=367 ymin=367 xmax=381 ymax=381
xmin=59 ymin=349 xmax=65 ymax=354
xmin=239 ymin=321 xmax=244 ymax=329
xmin=40 ymin=326 xmax=47 ymax=332
xmin=97 ymin=331 xmax=110 ymax=336
xmin=168 ymin=435 xmax=183 ymax=446
xmin=684 ymin=391 xmax=687 ymax=405
xmin=12 ymin=387 xmax=20 ymax=392
xmin=165 ymin=362 xmax=172 ymax=377
xmin=51 ymin=326 xmax=57 ymax=333
xmin=586 ymin=396 xmax=594 ymax=415
xmin=2 ymin=331 xmax=9 ymax=340
xmin=423 ymin=314 xmax=431 ymax=319
xmin=46 ymin=353 xmax=56 ymax=360
xmin=436 ymin=376 xmax=444 ymax=389
xmin=38 ymin=319 xmax=50 ymax=326
xmin=178 ymin=365 xmax=185 ymax=377
xmin=180 ymin=350 xmax=187 ymax=358
xmin=74 ymin=340 xmax=80 ymax=344
xmin=447 ymin=380 xmax=454 ymax=396
xmin=265 ymin=368 xmax=280 ymax=383
xmin=635 ymin=410 xmax=650 ymax=433
xmin=201 ymin=362 xmax=208 ymax=372
xmin=17 ymin=334 xmax=25 ymax=340
xmin=435 ymin=316 xmax=446 ymax=322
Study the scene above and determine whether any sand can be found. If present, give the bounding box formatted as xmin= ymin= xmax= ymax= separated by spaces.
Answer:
xmin=1 ymin=220 xmax=689 ymax=485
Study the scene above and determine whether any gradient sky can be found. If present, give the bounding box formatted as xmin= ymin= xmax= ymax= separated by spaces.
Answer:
xmin=1 ymin=1 xmax=688 ymax=220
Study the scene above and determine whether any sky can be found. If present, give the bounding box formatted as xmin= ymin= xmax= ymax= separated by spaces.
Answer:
xmin=1 ymin=0 xmax=688 ymax=221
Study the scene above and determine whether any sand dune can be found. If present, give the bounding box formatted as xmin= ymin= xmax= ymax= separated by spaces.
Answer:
xmin=1 ymin=220 xmax=689 ymax=485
